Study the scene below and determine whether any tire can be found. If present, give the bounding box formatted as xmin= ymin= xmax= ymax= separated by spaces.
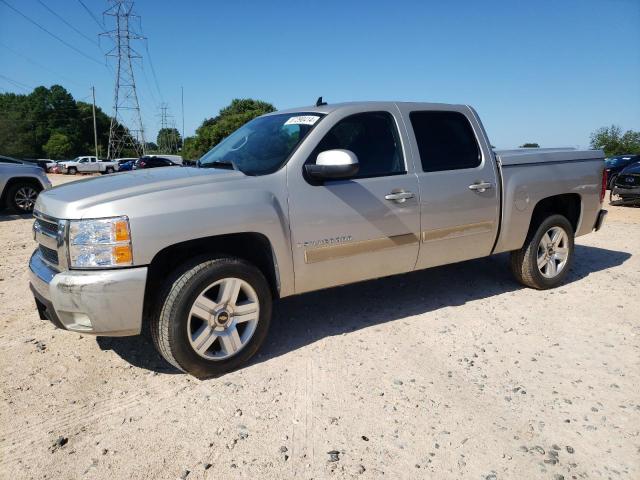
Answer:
xmin=150 ymin=256 xmax=272 ymax=378
xmin=6 ymin=182 xmax=40 ymax=213
xmin=510 ymin=214 xmax=575 ymax=290
xmin=68 ymin=167 xmax=77 ymax=175
xmin=608 ymin=174 xmax=617 ymax=191
xmin=105 ymin=167 xmax=114 ymax=174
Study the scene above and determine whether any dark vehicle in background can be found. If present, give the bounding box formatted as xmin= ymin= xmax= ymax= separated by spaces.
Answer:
xmin=605 ymin=154 xmax=640 ymax=189
xmin=610 ymin=160 xmax=640 ymax=204
xmin=133 ymin=156 xmax=179 ymax=170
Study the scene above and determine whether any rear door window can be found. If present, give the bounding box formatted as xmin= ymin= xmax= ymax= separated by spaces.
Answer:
xmin=409 ymin=111 xmax=481 ymax=172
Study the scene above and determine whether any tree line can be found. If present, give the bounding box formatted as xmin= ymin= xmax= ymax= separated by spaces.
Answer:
xmin=1 ymin=85 xmax=638 ymax=160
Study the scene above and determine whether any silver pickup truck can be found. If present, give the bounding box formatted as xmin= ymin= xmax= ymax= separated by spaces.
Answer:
xmin=29 ymin=101 xmax=607 ymax=377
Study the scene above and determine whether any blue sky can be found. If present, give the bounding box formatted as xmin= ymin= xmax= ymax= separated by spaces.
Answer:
xmin=1 ymin=0 xmax=639 ymax=149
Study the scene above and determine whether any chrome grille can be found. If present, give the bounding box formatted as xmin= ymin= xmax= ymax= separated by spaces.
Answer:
xmin=39 ymin=245 xmax=59 ymax=264
xmin=34 ymin=217 xmax=58 ymax=236
xmin=33 ymin=212 xmax=66 ymax=269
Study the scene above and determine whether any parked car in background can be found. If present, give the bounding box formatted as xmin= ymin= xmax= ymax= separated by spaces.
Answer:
xmin=0 ymin=155 xmax=28 ymax=164
xmin=116 ymin=158 xmax=137 ymax=172
xmin=605 ymin=154 xmax=640 ymax=188
xmin=133 ymin=156 xmax=180 ymax=169
xmin=1 ymin=162 xmax=51 ymax=212
xmin=610 ymin=160 xmax=640 ymax=204
xmin=146 ymin=154 xmax=183 ymax=165
xmin=58 ymin=156 xmax=119 ymax=175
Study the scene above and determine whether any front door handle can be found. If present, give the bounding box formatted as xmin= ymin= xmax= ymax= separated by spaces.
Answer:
xmin=468 ymin=182 xmax=494 ymax=193
xmin=385 ymin=190 xmax=415 ymax=203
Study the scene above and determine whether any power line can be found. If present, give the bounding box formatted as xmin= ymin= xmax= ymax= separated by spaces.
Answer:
xmin=77 ymin=0 xmax=105 ymax=29
xmin=0 ymin=0 xmax=104 ymax=66
xmin=0 ymin=41 xmax=86 ymax=88
xmin=0 ymin=74 xmax=33 ymax=91
xmin=36 ymin=0 xmax=100 ymax=47
xmin=143 ymin=41 xmax=163 ymax=103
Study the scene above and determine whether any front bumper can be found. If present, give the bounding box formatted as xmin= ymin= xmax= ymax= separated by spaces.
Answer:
xmin=29 ymin=249 xmax=147 ymax=336
xmin=612 ymin=185 xmax=640 ymax=200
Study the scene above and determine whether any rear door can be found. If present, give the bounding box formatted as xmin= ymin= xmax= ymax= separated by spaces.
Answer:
xmin=396 ymin=104 xmax=500 ymax=269
xmin=287 ymin=107 xmax=420 ymax=293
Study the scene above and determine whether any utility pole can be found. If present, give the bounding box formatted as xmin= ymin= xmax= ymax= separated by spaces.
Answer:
xmin=91 ymin=86 xmax=99 ymax=158
xmin=181 ymin=85 xmax=185 ymax=145
xmin=102 ymin=0 xmax=146 ymax=159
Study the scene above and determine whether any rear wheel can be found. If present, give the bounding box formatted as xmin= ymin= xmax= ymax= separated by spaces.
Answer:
xmin=510 ymin=214 xmax=574 ymax=289
xmin=151 ymin=256 xmax=272 ymax=378
xmin=67 ymin=167 xmax=77 ymax=175
xmin=105 ymin=167 xmax=114 ymax=174
xmin=6 ymin=182 xmax=40 ymax=213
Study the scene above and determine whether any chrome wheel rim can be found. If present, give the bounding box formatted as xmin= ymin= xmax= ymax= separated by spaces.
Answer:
xmin=537 ymin=226 xmax=569 ymax=278
xmin=187 ymin=277 xmax=259 ymax=360
xmin=15 ymin=186 xmax=38 ymax=211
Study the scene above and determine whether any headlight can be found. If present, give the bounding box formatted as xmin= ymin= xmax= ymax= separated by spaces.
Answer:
xmin=68 ymin=216 xmax=133 ymax=268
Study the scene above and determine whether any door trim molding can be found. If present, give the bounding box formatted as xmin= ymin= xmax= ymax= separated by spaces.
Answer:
xmin=304 ymin=233 xmax=419 ymax=264
xmin=421 ymin=221 xmax=494 ymax=243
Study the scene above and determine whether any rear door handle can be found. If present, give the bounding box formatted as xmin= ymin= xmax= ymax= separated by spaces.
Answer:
xmin=385 ymin=190 xmax=415 ymax=203
xmin=468 ymin=182 xmax=494 ymax=193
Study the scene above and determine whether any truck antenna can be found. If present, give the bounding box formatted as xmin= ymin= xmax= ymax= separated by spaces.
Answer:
xmin=315 ymin=96 xmax=327 ymax=107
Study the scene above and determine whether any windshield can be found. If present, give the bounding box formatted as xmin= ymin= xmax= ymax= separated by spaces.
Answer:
xmin=198 ymin=113 xmax=323 ymax=175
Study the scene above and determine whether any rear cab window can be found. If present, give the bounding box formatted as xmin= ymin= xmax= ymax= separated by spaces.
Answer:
xmin=409 ymin=111 xmax=481 ymax=172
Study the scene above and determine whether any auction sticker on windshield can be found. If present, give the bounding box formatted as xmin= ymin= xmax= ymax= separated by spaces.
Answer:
xmin=284 ymin=115 xmax=320 ymax=126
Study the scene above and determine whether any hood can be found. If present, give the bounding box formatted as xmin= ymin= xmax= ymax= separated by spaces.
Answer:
xmin=35 ymin=166 xmax=245 ymax=218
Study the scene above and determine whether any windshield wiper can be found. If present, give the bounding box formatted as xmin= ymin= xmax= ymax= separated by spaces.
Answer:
xmin=201 ymin=160 xmax=238 ymax=171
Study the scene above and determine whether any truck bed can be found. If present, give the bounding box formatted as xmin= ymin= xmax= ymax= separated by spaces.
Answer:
xmin=492 ymin=148 xmax=605 ymax=255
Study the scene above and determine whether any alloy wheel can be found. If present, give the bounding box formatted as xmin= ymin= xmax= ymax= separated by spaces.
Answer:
xmin=536 ymin=226 xmax=569 ymax=278
xmin=187 ymin=277 xmax=260 ymax=360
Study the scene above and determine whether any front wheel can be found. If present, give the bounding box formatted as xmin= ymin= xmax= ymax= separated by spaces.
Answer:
xmin=510 ymin=214 xmax=574 ymax=289
xmin=151 ymin=256 xmax=272 ymax=378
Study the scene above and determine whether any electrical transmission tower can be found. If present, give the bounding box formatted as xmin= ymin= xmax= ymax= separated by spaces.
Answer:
xmin=102 ymin=0 xmax=146 ymax=159
xmin=157 ymin=102 xmax=179 ymax=153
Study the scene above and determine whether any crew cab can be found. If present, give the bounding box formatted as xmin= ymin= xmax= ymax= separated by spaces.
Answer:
xmin=58 ymin=156 xmax=119 ymax=175
xmin=28 ymin=101 xmax=607 ymax=377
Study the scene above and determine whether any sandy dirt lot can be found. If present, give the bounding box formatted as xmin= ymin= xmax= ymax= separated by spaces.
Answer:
xmin=1 ymin=174 xmax=638 ymax=480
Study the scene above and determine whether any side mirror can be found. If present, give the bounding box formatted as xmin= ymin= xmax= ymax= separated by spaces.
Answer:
xmin=305 ymin=149 xmax=359 ymax=181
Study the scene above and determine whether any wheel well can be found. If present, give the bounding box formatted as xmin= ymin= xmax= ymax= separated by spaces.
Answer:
xmin=1 ymin=177 xmax=43 ymax=203
xmin=143 ymin=232 xmax=279 ymax=322
xmin=528 ymin=193 xmax=581 ymax=235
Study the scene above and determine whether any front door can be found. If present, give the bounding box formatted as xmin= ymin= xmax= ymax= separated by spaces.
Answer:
xmin=287 ymin=109 xmax=421 ymax=294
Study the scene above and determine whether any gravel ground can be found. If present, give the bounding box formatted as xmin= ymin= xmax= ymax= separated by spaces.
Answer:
xmin=1 ymin=175 xmax=638 ymax=480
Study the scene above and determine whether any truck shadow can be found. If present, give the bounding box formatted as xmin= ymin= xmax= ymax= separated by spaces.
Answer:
xmin=97 ymin=244 xmax=630 ymax=375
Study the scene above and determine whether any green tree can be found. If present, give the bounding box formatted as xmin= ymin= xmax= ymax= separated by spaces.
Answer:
xmin=43 ymin=132 xmax=72 ymax=159
xmin=0 ymin=85 xmax=114 ymax=158
xmin=520 ymin=142 xmax=540 ymax=148
xmin=182 ymin=98 xmax=276 ymax=159
xmin=590 ymin=125 xmax=640 ymax=156
xmin=156 ymin=128 xmax=182 ymax=153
